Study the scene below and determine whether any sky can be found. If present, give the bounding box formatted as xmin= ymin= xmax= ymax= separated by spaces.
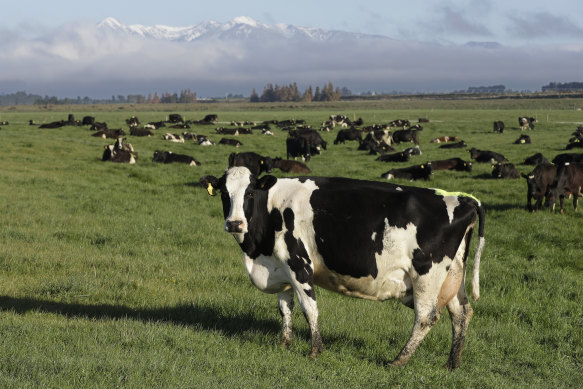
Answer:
xmin=1 ymin=0 xmax=583 ymax=98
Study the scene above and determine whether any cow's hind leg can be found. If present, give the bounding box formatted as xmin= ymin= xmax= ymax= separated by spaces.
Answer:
xmin=278 ymin=289 xmax=294 ymax=348
xmin=445 ymin=291 xmax=473 ymax=370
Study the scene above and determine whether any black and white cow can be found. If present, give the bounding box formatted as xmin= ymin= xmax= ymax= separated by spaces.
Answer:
xmin=200 ymin=167 xmax=485 ymax=369
xmin=518 ymin=116 xmax=536 ymax=131
xmin=514 ymin=134 xmax=531 ymax=144
xmin=152 ymin=151 xmax=200 ymax=166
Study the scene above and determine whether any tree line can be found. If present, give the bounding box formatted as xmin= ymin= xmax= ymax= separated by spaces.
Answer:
xmin=250 ymin=82 xmax=346 ymax=103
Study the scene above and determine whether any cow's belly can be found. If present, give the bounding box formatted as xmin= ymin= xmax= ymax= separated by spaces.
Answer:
xmin=314 ymin=264 xmax=412 ymax=302
xmin=242 ymin=253 xmax=291 ymax=294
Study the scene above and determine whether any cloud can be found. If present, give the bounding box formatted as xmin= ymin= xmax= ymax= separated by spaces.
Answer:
xmin=507 ymin=12 xmax=583 ymax=39
xmin=1 ymin=21 xmax=582 ymax=98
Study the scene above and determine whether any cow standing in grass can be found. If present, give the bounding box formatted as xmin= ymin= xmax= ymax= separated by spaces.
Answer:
xmin=200 ymin=167 xmax=485 ymax=369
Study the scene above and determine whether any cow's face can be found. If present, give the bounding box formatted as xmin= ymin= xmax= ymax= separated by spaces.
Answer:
xmin=201 ymin=167 xmax=277 ymax=243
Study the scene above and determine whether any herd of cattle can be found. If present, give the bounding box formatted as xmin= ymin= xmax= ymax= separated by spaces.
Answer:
xmin=23 ymin=112 xmax=583 ymax=214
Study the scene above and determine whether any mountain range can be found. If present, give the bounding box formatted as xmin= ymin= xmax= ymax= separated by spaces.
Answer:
xmin=96 ymin=16 xmax=394 ymax=43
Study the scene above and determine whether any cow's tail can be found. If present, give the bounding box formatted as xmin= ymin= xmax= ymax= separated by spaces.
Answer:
xmin=471 ymin=203 xmax=486 ymax=301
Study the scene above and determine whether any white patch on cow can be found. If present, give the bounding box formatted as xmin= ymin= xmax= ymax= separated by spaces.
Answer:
xmin=442 ymin=196 xmax=460 ymax=223
xmin=224 ymin=167 xmax=252 ymax=241
xmin=242 ymin=253 xmax=291 ymax=294
xmin=371 ymin=231 xmax=377 ymax=241
xmin=385 ymin=174 xmax=395 ymax=180
xmin=396 ymin=187 xmax=403 ymax=191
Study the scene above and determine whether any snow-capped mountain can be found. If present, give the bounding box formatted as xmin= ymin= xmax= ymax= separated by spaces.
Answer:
xmin=96 ymin=16 xmax=390 ymax=42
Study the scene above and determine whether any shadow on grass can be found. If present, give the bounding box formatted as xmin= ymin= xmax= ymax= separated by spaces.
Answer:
xmin=0 ymin=295 xmax=371 ymax=359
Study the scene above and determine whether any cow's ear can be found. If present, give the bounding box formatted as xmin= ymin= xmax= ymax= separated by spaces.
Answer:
xmin=200 ymin=175 xmax=219 ymax=196
xmin=256 ymin=175 xmax=277 ymax=191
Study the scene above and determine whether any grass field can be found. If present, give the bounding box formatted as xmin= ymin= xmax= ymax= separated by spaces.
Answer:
xmin=0 ymin=99 xmax=582 ymax=388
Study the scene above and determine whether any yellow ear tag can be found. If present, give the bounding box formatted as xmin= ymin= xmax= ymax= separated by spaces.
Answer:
xmin=207 ymin=183 xmax=214 ymax=196
xmin=260 ymin=160 xmax=264 ymax=164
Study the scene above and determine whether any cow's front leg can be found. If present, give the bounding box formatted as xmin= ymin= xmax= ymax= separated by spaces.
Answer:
xmin=293 ymin=284 xmax=322 ymax=358
xmin=278 ymin=289 xmax=294 ymax=348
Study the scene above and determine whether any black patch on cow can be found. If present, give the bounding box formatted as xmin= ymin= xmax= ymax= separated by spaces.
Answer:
xmin=271 ymin=209 xmax=283 ymax=232
xmin=309 ymin=177 xmax=475 ymax=277
xmin=238 ymin=187 xmax=276 ymax=259
xmin=283 ymin=208 xmax=295 ymax=232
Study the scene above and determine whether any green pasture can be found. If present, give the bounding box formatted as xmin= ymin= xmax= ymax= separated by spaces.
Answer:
xmin=0 ymin=99 xmax=581 ymax=388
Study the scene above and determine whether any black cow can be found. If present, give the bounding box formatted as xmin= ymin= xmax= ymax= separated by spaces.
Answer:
xmin=228 ymin=152 xmax=273 ymax=176
xmin=430 ymin=158 xmax=473 ymax=172
xmin=468 ymin=148 xmax=506 ymax=163
xmin=376 ymin=152 xmax=410 ymax=163
xmin=39 ymin=121 xmax=65 ymax=129
xmin=439 ymin=141 xmax=467 ymax=149
xmin=546 ymin=163 xmax=583 ymax=213
xmin=514 ymin=134 xmax=531 ymax=144
xmin=130 ymin=127 xmax=154 ymax=137
xmin=219 ymin=138 xmax=243 ymax=147
xmin=334 ymin=128 xmax=362 ymax=144
xmin=202 ymin=114 xmax=218 ymax=123
xmin=290 ymin=129 xmax=327 ymax=152
xmin=200 ymin=167 xmax=484 ymax=369
xmin=551 ymin=153 xmax=583 ymax=166
xmin=82 ymin=116 xmax=95 ymax=126
xmin=491 ymin=162 xmax=520 ymax=179
xmin=522 ymin=164 xmax=557 ymax=212
xmin=168 ymin=114 xmax=184 ymax=123
xmin=493 ymin=121 xmax=505 ymax=133
xmin=92 ymin=129 xmax=126 ymax=139
xmin=566 ymin=139 xmax=583 ymax=150
xmin=519 ymin=116 xmax=536 ymax=131
xmin=523 ymin=153 xmax=550 ymax=166
xmin=272 ymin=158 xmax=311 ymax=174
xmin=90 ymin=122 xmax=108 ymax=131
xmin=216 ymin=127 xmax=240 ymax=135
xmin=381 ymin=163 xmax=433 ymax=180
xmin=286 ymin=137 xmax=311 ymax=161
xmin=152 ymin=151 xmax=200 ymax=166
xmin=392 ymin=129 xmax=419 ymax=145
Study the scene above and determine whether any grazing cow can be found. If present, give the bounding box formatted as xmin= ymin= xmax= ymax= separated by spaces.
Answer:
xmin=130 ymin=127 xmax=154 ymax=137
xmin=168 ymin=114 xmax=184 ymax=123
xmin=493 ymin=121 xmax=505 ymax=133
xmin=228 ymin=152 xmax=273 ymax=176
xmin=376 ymin=152 xmax=410 ymax=163
xmin=286 ymin=137 xmax=311 ymax=161
xmin=152 ymin=151 xmax=200 ymax=166
xmin=519 ymin=116 xmax=536 ymax=131
xmin=380 ymin=163 xmax=433 ymax=181
xmin=514 ymin=134 xmax=531 ymax=144
xmin=491 ymin=162 xmax=520 ymax=179
xmin=219 ymin=138 xmax=243 ymax=147
xmin=163 ymin=133 xmax=185 ymax=143
xmin=431 ymin=136 xmax=459 ymax=143
xmin=523 ymin=153 xmax=550 ymax=166
xmin=200 ymin=167 xmax=484 ymax=369
xmin=392 ymin=129 xmax=419 ymax=145
xmin=468 ymin=148 xmax=507 ymax=163
xmin=82 ymin=116 xmax=95 ymax=126
xmin=430 ymin=158 xmax=473 ymax=172
xmin=546 ymin=163 xmax=583 ymax=213
xmin=92 ymin=129 xmax=126 ymax=139
xmin=551 ymin=153 xmax=583 ymax=166
xmin=334 ymin=128 xmax=363 ymax=144
xmin=439 ymin=141 xmax=467 ymax=149
xmin=522 ymin=164 xmax=558 ymax=212
xmin=273 ymin=158 xmax=311 ymax=174
xmin=290 ymin=129 xmax=327 ymax=152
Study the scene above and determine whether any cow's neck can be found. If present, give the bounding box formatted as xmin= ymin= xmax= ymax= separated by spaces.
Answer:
xmin=238 ymin=190 xmax=275 ymax=259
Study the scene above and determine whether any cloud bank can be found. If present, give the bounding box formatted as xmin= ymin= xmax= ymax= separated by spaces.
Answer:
xmin=1 ymin=19 xmax=582 ymax=98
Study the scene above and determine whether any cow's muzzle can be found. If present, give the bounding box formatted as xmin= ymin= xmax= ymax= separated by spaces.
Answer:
xmin=225 ymin=220 xmax=245 ymax=233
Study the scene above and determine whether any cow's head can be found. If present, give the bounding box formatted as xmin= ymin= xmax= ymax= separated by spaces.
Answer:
xmin=200 ymin=167 xmax=277 ymax=242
